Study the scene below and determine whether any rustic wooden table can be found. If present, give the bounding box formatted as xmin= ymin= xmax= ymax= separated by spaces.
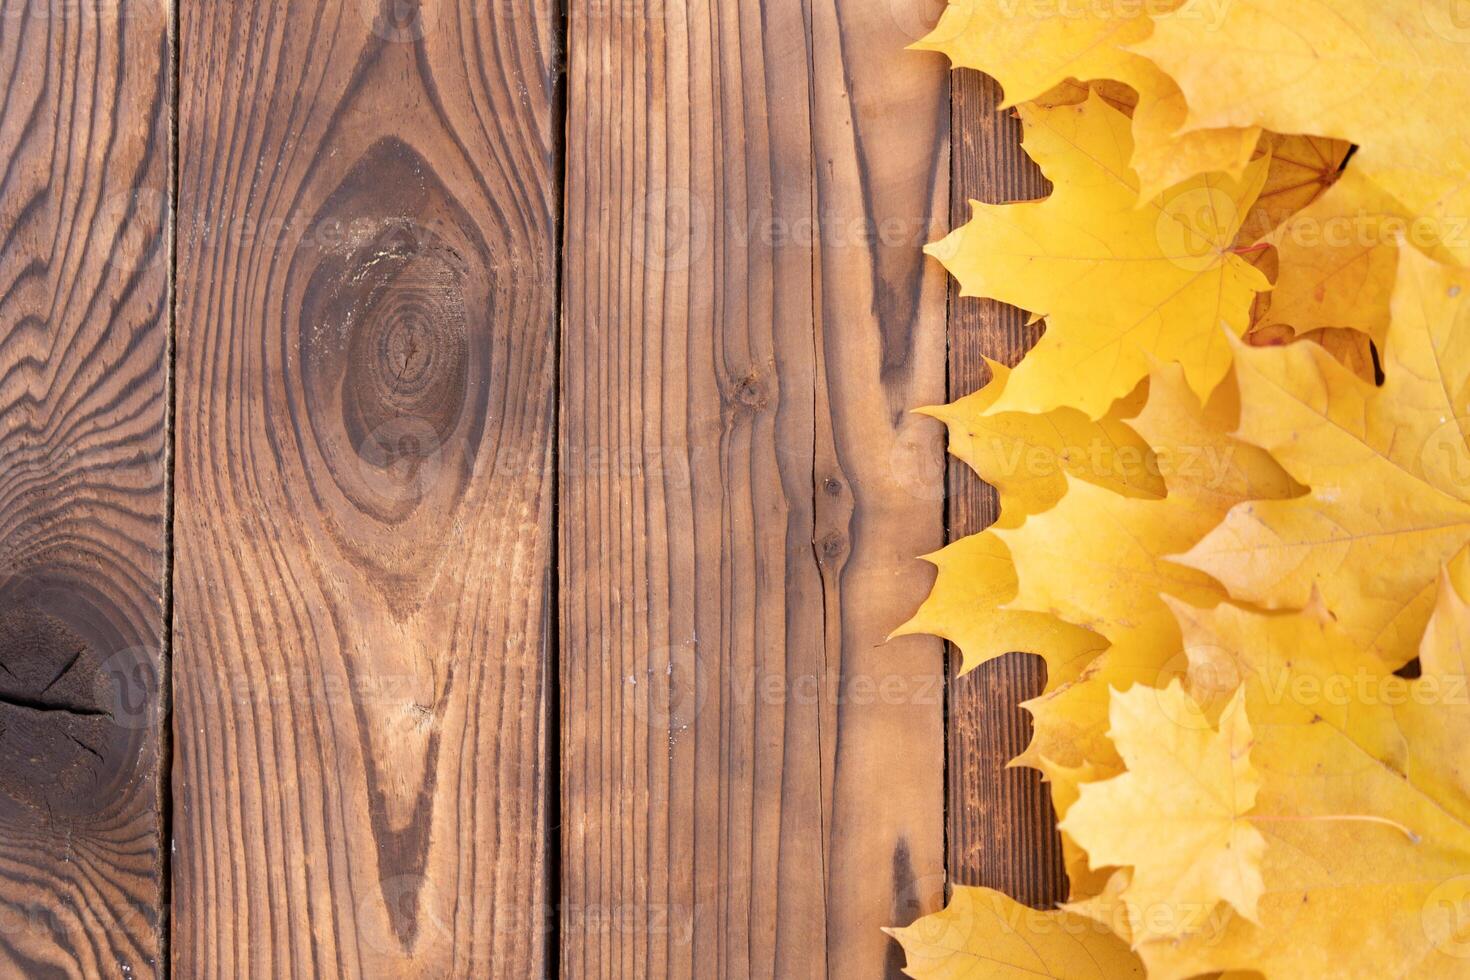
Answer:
xmin=0 ymin=0 xmax=1063 ymax=976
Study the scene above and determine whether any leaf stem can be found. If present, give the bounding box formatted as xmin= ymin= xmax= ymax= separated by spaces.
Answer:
xmin=1250 ymin=813 xmax=1420 ymax=843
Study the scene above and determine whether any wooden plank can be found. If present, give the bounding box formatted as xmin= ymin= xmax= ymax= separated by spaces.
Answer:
xmin=172 ymin=1 xmax=559 ymax=975
xmin=0 ymin=0 xmax=171 ymax=975
xmin=560 ymin=0 xmax=947 ymax=975
xmin=946 ymin=70 xmax=1068 ymax=907
xmin=810 ymin=4 xmax=950 ymax=973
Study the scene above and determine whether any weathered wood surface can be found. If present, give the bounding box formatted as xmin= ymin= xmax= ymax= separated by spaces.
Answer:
xmin=946 ymin=70 xmax=1069 ymax=908
xmin=0 ymin=0 xmax=171 ymax=975
xmin=559 ymin=0 xmax=949 ymax=975
xmin=0 ymin=0 xmax=1062 ymax=973
xmin=172 ymin=0 xmax=559 ymax=975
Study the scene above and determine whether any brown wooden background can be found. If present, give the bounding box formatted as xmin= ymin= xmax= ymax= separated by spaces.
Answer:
xmin=0 ymin=0 xmax=1060 ymax=976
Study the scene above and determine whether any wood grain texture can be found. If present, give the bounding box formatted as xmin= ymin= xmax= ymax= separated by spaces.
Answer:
xmin=172 ymin=1 xmax=558 ymax=975
xmin=0 ymin=0 xmax=171 ymax=974
xmin=946 ymin=69 xmax=1068 ymax=908
xmin=559 ymin=0 xmax=948 ymax=976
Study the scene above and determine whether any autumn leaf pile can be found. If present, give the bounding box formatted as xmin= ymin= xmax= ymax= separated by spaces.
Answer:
xmin=889 ymin=2 xmax=1470 ymax=978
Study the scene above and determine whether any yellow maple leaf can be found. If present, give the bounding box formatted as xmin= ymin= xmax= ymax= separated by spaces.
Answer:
xmin=899 ymin=358 xmax=1184 ymax=699
xmin=900 ymin=365 xmax=1291 ymax=909
xmin=1252 ymin=170 xmax=1412 ymax=345
xmin=897 ymin=268 xmax=1192 ymax=691
xmin=1060 ymin=681 xmax=1266 ymax=944
xmin=886 ymin=886 xmax=1145 ymax=979
xmin=1182 ymin=247 xmax=1470 ymax=664
xmin=1138 ymin=0 xmax=1470 ymax=265
xmin=1236 ymin=132 xmax=1352 ymax=247
xmin=1108 ymin=597 xmax=1470 ymax=979
xmin=1245 ymin=324 xmax=1379 ymax=386
xmin=999 ymin=362 xmax=1298 ymax=770
xmin=1062 ymin=870 xmax=1143 ymax=948
xmin=997 ymin=360 xmax=1294 ymax=653
xmin=914 ymin=0 xmax=1259 ymax=199
xmin=1000 ymin=498 xmax=1223 ymax=771
xmin=928 ymin=94 xmax=1271 ymax=419
xmin=895 ymin=530 xmax=1106 ymax=684
xmin=914 ymin=0 xmax=1145 ymax=109
xmin=1000 ymin=478 xmax=1223 ymax=663
xmin=1038 ymin=758 xmax=1116 ymax=901
xmin=919 ymin=361 xmax=1162 ymax=528
xmin=1033 ymin=78 xmax=1136 ymax=114
xmin=1421 ymin=551 xmax=1470 ymax=684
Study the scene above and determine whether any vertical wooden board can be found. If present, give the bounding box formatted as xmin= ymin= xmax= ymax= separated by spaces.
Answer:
xmin=945 ymin=70 xmax=1068 ymax=907
xmin=0 ymin=0 xmax=171 ymax=975
xmin=173 ymin=1 xmax=559 ymax=976
xmin=560 ymin=4 xmax=825 ymax=973
xmin=560 ymin=0 xmax=946 ymax=975
xmin=808 ymin=0 xmax=949 ymax=974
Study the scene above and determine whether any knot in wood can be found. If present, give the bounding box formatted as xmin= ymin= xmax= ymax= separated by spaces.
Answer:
xmin=341 ymin=233 xmax=470 ymax=469
xmin=0 ymin=577 xmax=150 ymax=822
xmin=732 ymin=375 xmax=767 ymax=409
xmin=817 ymin=531 xmax=847 ymax=562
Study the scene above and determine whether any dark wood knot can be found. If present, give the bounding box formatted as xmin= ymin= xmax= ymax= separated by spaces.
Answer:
xmin=0 ymin=576 xmax=155 ymax=823
xmin=817 ymin=531 xmax=848 ymax=563
xmin=342 ymin=233 xmax=470 ymax=480
xmin=296 ymin=139 xmax=490 ymax=534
